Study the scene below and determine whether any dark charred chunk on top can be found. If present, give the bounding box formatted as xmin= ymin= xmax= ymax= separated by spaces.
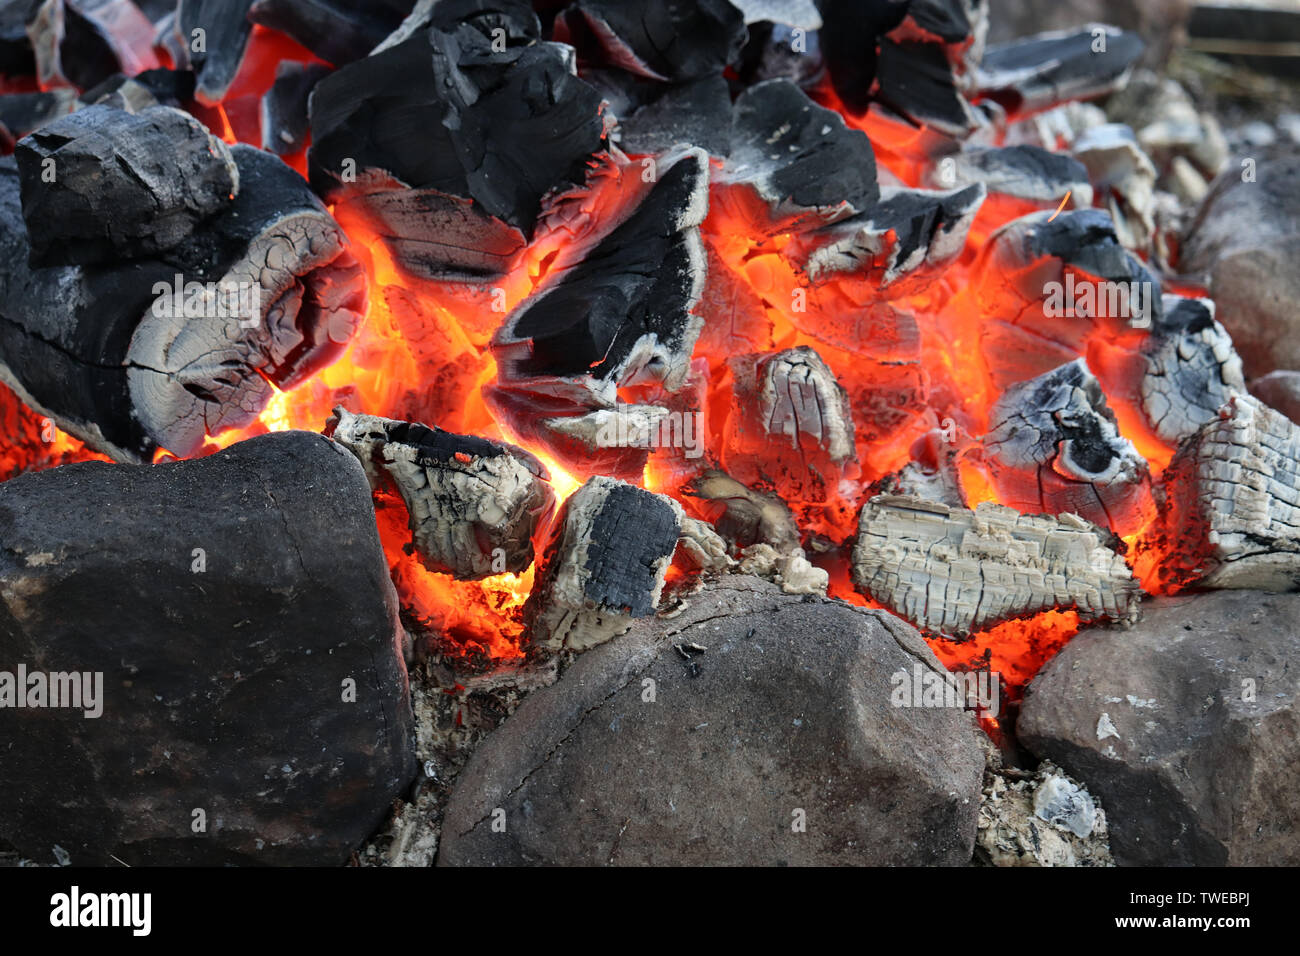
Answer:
xmin=818 ymin=0 xmax=910 ymax=115
xmin=178 ymin=0 xmax=258 ymax=104
xmin=308 ymin=23 xmax=606 ymax=236
xmin=249 ymin=0 xmax=423 ymax=66
xmin=559 ymin=0 xmax=747 ymax=82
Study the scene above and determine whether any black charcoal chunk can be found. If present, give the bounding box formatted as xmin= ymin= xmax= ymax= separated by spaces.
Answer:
xmin=249 ymin=0 xmax=417 ymax=65
xmin=260 ymin=60 xmax=329 ymax=155
xmin=178 ymin=0 xmax=257 ymax=103
xmin=560 ymin=0 xmax=746 ymax=81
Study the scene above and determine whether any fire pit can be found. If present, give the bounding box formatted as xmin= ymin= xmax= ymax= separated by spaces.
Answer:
xmin=0 ymin=0 xmax=1297 ymax=870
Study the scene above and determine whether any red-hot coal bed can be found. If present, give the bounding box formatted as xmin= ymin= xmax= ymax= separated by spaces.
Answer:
xmin=1 ymin=0 xmax=1298 ymax=875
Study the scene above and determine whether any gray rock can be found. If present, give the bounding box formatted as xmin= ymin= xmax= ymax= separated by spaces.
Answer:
xmin=0 ymin=431 xmax=417 ymax=865
xmin=1250 ymin=370 xmax=1300 ymax=425
xmin=438 ymin=576 xmax=986 ymax=866
xmin=1180 ymin=154 xmax=1300 ymax=378
xmin=1018 ymin=590 xmax=1300 ymax=865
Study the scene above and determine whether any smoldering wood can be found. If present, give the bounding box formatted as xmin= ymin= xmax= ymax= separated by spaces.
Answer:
xmin=309 ymin=26 xmax=606 ymax=237
xmin=791 ymin=183 xmax=985 ymax=291
xmin=686 ymin=469 xmax=802 ymax=553
xmin=178 ymin=0 xmax=257 ymax=104
xmin=0 ymin=89 xmax=75 ymax=149
xmin=492 ymin=146 xmax=709 ymax=404
xmin=559 ymin=0 xmax=746 ymax=82
xmin=927 ymin=145 xmax=1093 ymax=207
xmin=0 ymin=144 xmax=366 ymax=462
xmin=525 ymin=477 xmax=684 ymax=654
xmin=614 ymin=74 xmax=733 ymax=158
xmin=1071 ymin=123 xmax=1157 ymax=252
xmin=718 ymin=79 xmax=880 ymax=233
xmin=852 ymin=494 xmax=1142 ymax=639
xmin=15 ymin=104 xmax=239 ymax=267
xmin=874 ymin=37 xmax=980 ymax=138
xmin=734 ymin=20 xmax=824 ymax=87
xmin=722 ymin=346 xmax=858 ymax=504
xmin=974 ymin=25 xmax=1144 ymax=118
xmin=817 ymin=0 xmax=909 ymax=115
xmin=249 ymin=0 xmax=418 ymax=65
xmin=1145 ymin=395 xmax=1300 ymax=592
xmin=868 ymin=429 xmax=967 ymax=509
xmin=328 ymin=408 xmax=555 ymax=580
xmin=260 ymin=61 xmax=330 ymax=156
xmin=983 ymin=359 xmax=1154 ymax=535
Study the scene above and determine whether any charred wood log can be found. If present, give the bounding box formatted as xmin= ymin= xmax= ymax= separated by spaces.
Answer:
xmin=249 ymin=0 xmax=419 ymax=65
xmin=0 ymin=143 xmax=366 ymax=462
xmin=983 ymin=359 xmax=1154 ymax=535
xmin=15 ymin=103 xmax=239 ymax=266
xmin=1142 ymin=394 xmax=1300 ymax=592
xmin=926 ymin=145 xmax=1093 ymax=208
xmin=974 ymin=24 xmax=1144 ymax=119
xmin=328 ymin=408 xmax=555 ymax=580
xmin=558 ymin=0 xmax=746 ymax=82
xmin=177 ymin=0 xmax=257 ymax=104
xmin=874 ymin=36 xmax=981 ymax=138
xmin=852 ymin=494 xmax=1142 ymax=639
xmin=260 ymin=61 xmax=329 ymax=156
xmin=26 ymin=0 xmax=159 ymax=91
xmin=721 ymin=346 xmax=858 ymax=504
xmin=0 ymin=89 xmax=76 ymax=149
xmin=525 ymin=477 xmax=684 ymax=653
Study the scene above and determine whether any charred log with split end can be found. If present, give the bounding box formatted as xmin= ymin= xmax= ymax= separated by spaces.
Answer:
xmin=722 ymin=346 xmax=858 ymax=504
xmin=0 ymin=140 xmax=366 ymax=462
xmin=984 ymin=359 xmax=1154 ymax=535
xmin=525 ymin=477 xmax=683 ymax=654
xmin=1143 ymin=395 xmax=1300 ymax=592
xmin=852 ymin=495 xmax=1141 ymax=639
xmin=328 ymin=408 xmax=555 ymax=581
xmin=14 ymin=103 xmax=238 ymax=267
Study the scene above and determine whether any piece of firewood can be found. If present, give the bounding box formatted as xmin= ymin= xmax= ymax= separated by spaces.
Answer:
xmin=260 ymin=61 xmax=330 ymax=157
xmin=722 ymin=346 xmax=858 ymax=504
xmin=1144 ymin=394 xmax=1300 ymax=591
xmin=686 ymin=469 xmax=802 ymax=553
xmin=249 ymin=0 xmax=420 ymax=65
xmin=852 ymin=494 xmax=1142 ymax=639
xmin=0 ymin=143 xmax=366 ymax=462
xmin=177 ymin=0 xmax=256 ymax=104
xmin=558 ymin=0 xmax=746 ymax=82
xmin=328 ymin=408 xmax=555 ymax=580
xmin=15 ymin=103 xmax=239 ymax=266
xmin=983 ymin=359 xmax=1154 ymax=535
xmin=525 ymin=476 xmax=684 ymax=653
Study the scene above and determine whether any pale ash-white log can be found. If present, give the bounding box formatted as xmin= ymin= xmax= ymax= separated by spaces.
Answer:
xmin=852 ymin=494 xmax=1141 ymax=638
xmin=329 ymin=408 xmax=555 ymax=581
xmin=1149 ymin=394 xmax=1300 ymax=591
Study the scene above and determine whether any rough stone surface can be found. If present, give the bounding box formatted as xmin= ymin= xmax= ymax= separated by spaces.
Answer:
xmin=0 ymin=431 xmax=417 ymax=866
xmin=1018 ymin=589 xmax=1300 ymax=866
xmin=1251 ymin=370 xmax=1300 ymax=425
xmin=439 ymin=576 xmax=986 ymax=866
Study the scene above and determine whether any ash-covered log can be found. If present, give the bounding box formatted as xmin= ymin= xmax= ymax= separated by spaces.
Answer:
xmin=716 ymin=78 xmax=879 ymax=235
xmin=0 ymin=141 xmax=365 ymax=462
xmin=974 ymin=24 xmax=1144 ymax=119
xmin=249 ymin=0 xmax=418 ymax=65
xmin=490 ymin=145 xmax=709 ymax=406
xmin=14 ymin=103 xmax=238 ymax=266
xmin=328 ymin=408 xmax=555 ymax=580
xmin=525 ymin=476 xmax=684 ymax=653
xmin=1143 ymin=394 xmax=1300 ymax=592
xmin=926 ymin=145 xmax=1093 ymax=208
xmin=557 ymin=0 xmax=746 ymax=82
xmin=983 ymin=359 xmax=1154 ymax=535
xmin=852 ymin=494 xmax=1142 ymax=639
xmin=721 ymin=346 xmax=858 ymax=504
xmin=260 ymin=61 xmax=329 ymax=157
xmin=1071 ymin=123 xmax=1157 ymax=253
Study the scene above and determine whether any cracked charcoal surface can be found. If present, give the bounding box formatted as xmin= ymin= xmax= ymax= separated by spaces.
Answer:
xmin=439 ymin=575 xmax=985 ymax=866
xmin=0 ymin=431 xmax=417 ymax=865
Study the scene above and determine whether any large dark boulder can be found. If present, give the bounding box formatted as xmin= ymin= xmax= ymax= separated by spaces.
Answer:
xmin=438 ymin=576 xmax=987 ymax=866
xmin=0 ymin=431 xmax=417 ymax=865
xmin=1019 ymin=590 xmax=1300 ymax=865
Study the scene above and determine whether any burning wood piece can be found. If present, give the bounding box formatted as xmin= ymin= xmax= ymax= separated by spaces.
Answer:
xmin=717 ymin=78 xmax=879 ymax=234
xmin=852 ymin=494 xmax=1141 ymax=639
xmin=791 ymin=183 xmax=985 ymax=291
xmin=926 ymin=145 xmax=1093 ymax=208
xmin=686 ymin=469 xmax=801 ymax=553
xmin=975 ymin=208 xmax=1162 ymax=391
xmin=984 ymin=359 xmax=1154 ymax=535
xmin=14 ymin=104 xmax=238 ymax=267
xmin=26 ymin=0 xmax=159 ymax=91
xmin=874 ymin=36 xmax=981 ymax=138
xmin=328 ymin=408 xmax=555 ymax=580
xmin=1092 ymin=294 xmax=1245 ymax=446
xmin=260 ymin=61 xmax=329 ymax=157
xmin=249 ymin=0 xmax=418 ymax=65
xmin=558 ymin=0 xmax=746 ymax=82
xmin=309 ymin=19 xmax=605 ymax=238
xmin=974 ymin=24 xmax=1144 ymax=119
xmin=177 ymin=0 xmax=256 ymax=104
xmin=1144 ymin=395 xmax=1300 ymax=592
xmin=506 ymin=401 xmax=676 ymax=483
xmin=869 ymin=428 xmax=967 ymax=509
xmin=678 ymin=516 xmax=735 ymax=573
xmin=525 ymin=477 xmax=684 ymax=653
xmin=613 ymin=74 xmax=733 ymax=158
xmin=0 ymin=143 xmax=366 ymax=462
xmin=817 ymin=0 xmax=907 ymax=115
xmin=722 ymin=347 xmax=858 ymax=504
xmin=491 ymin=146 xmax=709 ymax=403
xmin=1071 ymin=123 xmax=1157 ymax=252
